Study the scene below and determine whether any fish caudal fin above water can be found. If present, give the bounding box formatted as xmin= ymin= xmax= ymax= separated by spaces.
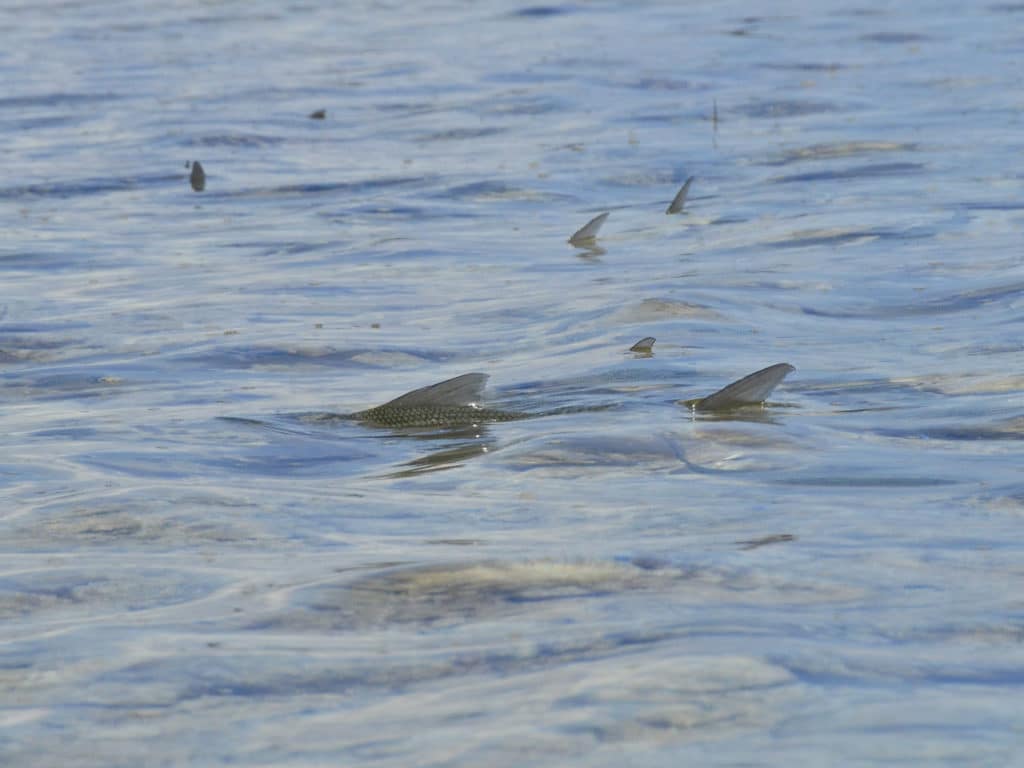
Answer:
xmin=666 ymin=176 xmax=694 ymax=214
xmin=690 ymin=363 xmax=795 ymax=411
xmin=187 ymin=160 xmax=205 ymax=192
xmin=568 ymin=212 xmax=610 ymax=245
xmin=351 ymin=373 xmax=522 ymax=428
xmin=629 ymin=336 xmax=656 ymax=353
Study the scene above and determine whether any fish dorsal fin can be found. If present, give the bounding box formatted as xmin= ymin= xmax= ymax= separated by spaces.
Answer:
xmin=380 ymin=373 xmax=490 ymax=408
xmin=666 ymin=176 xmax=694 ymax=214
xmin=569 ymin=212 xmax=610 ymax=244
xmin=695 ymin=363 xmax=794 ymax=411
xmin=629 ymin=337 xmax=656 ymax=352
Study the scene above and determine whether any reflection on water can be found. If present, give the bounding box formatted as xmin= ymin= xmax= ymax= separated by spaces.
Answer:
xmin=803 ymin=280 xmax=1024 ymax=319
xmin=3 ymin=0 xmax=1024 ymax=764
xmin=761 ymin=141 xmax=919 ymax=165
xmin=389 ymin=439 xmax=493 ymax=478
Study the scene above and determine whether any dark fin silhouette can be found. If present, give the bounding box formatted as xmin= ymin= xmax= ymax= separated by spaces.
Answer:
xmin=629 ymin=337 xmax=656 ymax=353
xmin=666 ymin=176 xmax=694 ymax=214
xmin=736 ymin=534 xmax=796 ymax=551
xmin=188 ymin=161 xmax=206 ymax=192
xmin=568 ymin=212 xmax=610 ymax=245
xmin=309 ymin=109 xmax=326 ymax=119
xmin=693 ymin=363 xmax=795 ymax=411
xmin=380 ymin=372 xmax=489 ymax=408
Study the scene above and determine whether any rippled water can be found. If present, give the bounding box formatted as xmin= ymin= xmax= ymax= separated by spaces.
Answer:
xmin=3 ymin=0 xmax=1024 ymax=765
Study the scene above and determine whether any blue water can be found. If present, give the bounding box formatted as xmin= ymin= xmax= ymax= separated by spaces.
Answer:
xmin=3 ymin=1 xmax=1024 ymax=765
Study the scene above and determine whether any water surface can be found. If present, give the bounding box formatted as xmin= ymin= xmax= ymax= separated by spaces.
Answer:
xmin=3 ymin=1 xmax=1024 ymax=765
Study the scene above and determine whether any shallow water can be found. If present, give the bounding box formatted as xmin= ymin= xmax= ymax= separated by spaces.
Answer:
xmin=3 ymin=0 xmax=1024 ymax=765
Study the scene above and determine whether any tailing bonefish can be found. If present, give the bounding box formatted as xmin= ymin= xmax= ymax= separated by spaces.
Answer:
xmin=344 ymin=364 xmax=795 ymax=428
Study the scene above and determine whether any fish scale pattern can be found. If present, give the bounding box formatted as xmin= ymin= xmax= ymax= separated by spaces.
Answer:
xmin=353 ymin=406 xmax=525 ymax=428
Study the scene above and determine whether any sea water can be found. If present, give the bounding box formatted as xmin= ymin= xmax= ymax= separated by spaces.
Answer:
xmin=2 ymin=1 xmax=1024 ymax=765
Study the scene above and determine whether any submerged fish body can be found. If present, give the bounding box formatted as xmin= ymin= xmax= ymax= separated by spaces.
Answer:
xmin=344 ymin=363 xmax=795 ymax=429
xmin=348 ymin=373 xmax=523 ymax=428
xmin=353 ymin=404 xmax=523 ymax=428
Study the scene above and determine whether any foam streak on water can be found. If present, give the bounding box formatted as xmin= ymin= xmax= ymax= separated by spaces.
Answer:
xmin=2 ymin=1 xmax=1024 ymax=765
